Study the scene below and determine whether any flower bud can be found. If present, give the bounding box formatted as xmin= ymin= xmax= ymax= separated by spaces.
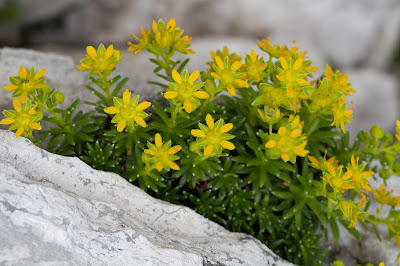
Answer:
xmin=53 ymin=92 xmax=64 ymax=104
xmin=370 ymin=124 xmax=384 ymax=139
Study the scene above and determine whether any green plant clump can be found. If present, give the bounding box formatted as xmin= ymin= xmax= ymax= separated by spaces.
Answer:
xmin=1 ymin=18 xmax=400 ymax=266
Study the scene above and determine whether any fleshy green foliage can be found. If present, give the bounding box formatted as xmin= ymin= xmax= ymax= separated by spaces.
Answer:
xmin=1 ymin=18 xmax=399 ymax=266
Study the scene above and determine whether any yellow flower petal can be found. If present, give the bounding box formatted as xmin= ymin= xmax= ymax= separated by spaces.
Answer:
xmin=168 ymin=145 xmax=182 ymax=155
xmin=206 ymin=114 xmax=214 ymax=129
xmin=293 ymin=57 xmax=303 ymax=70
xmin=211 ymin=72 xmax=221 ymax=80
xmin=34 ymin=69 xmax=46 ymax=79
xmin=156 ymin=162 xmax=163 ymax=171
xmin=204 ymin=144 xmax=214 ymax=156
xmin=0 ymin=118 xmax=15 ymax=124
xmin=134 ymin=117 xmax=147 ymax=127
xmin=220 ymin=123 xmax=233 ymax=133
xmin=137 ymin=101 xmax=151 ymax=111
xmin=164 ymin=91 xmax=179 ymax=99
xmin=220 ymin=141 xmax=235 ymax=150
xmin=281 ymin=153 xmax=289 ymax=162
xmin=290 ymin=129 xmax=302 ymax=138
xmin=30 ymin=122 xmax=42 ymax=130
xmin=184 ymin=99 xmax=192 ymax=113
xmin=155 ymin=133 xmax=163 ymax=148
xmin=122 ymin=89 xmax=131 ymax=105
xmin=12 ymin=98 xmax=21 ymax=111
xmin=231 ymin=61 xmax=242 ymax=72
xmin=18 ymin=66 xmax=27 ymax=79
xmin=168 ymin=161 xmax=180 ymax=170
xmin=193 ymin=91 xmax=209 ymax=99
xmin=144 ymin=149 xmax=155 ymax=155
xmin=234 ymin=79 xmax=250 ymax=88
xmin=265 ymin=140 xmax=276 ymax=148
xmin=191 ymin=129 xmax=206 ymax=138
xmin=104 ymin=45 xmax=114 ymax=59
xmin=2 ymin=84 xmax=18 ymax=91
xmin=167 ymin=18 xmax=176 ymax=29
xmin=280 ymin=57 xmax=288 ymax=70
xmin=87 ymin=46 xmax=97 ymax=58
xmin=296 ymin=78 xmax=310 ymax=86
xmin=278 ymin=127 xmax=287 ymax=136
xmin=188 ymin=70 xmax=200 ymax=83
xmin=16 ymin=127 xmax=24 ymax=138
xmin=227 ymin=85 xmax=235 ymax=96
xmin=104 ymin=107 xmax=120 ymax=114
xmin=117 ymin=119 xmax=126 ymax=132
xmin=20 ymin=92 xmax=28 ymax=104
xmin=293 ymin=146 xmax=308 ymax=157
xmin=171 ymin=69 xmax=182 ymax=84
xmin=215 ymin=56 xmax=224 ymax=70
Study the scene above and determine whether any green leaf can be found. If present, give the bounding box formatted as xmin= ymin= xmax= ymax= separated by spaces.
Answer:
xmin=305 ymin=197 xmax=327 ymax=227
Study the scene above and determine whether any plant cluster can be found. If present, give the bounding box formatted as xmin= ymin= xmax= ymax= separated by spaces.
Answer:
xmin=1 ymin=18 xmax=400 ymax=266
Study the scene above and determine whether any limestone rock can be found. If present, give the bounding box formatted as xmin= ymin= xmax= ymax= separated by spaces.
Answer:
xmin=0 ymin=129 xmax=292 ymax=265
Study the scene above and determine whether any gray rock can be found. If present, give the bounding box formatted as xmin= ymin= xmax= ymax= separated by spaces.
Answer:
xmin=345 ymin=68 xmax=399 ymax=138
xmin=23 ymin=0 xmax=400 ymax=70
xmin=0 ymin=129 xmax=292 ymax=265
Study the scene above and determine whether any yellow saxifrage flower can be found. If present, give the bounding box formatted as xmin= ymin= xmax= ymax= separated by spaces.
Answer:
xmin=127 ymin=27 xmax=152 ymax=54
xmin=2 ymin=66 xmax=46 ymax=103
xmin=144 ymin=133 xmax=182 ymax=171
xmin=244 ymin=49 xmax=267 ymax=83
xmin=0 ymin=98 xmax=43 ymax=138
xmin=191 ymin=114 xmax=235 ymax=157
xmin=104 ymin=89 xmax=151 ymax=132
xmin=152 ymin=19 xmax=194 ymax=54
xmin=335 ymin=200 xmax=364 ymax=228
xmin=332 ymin=97 xmax=353 ymax=133
xmin=207 ymin=46 xmax=242 ymax=71
xmin=265 ymin=117 xmax=308 ymax=163
xmin=396 ymin=120 xmax=400 ymax=141
xmin=322 ymin=165 xmax=354 ymax=193
xmin=373 ymin=185 xmax=400 ymax=207
xmin=252 ymin=83 xmax=292 ymax=111
xmin=346 ymin=156 xmax=373 ymax=192
xmin=257 ymin=37 xmax=298 ymax=59
xmin=211 ymin=56 xmax=249 ymax=96
xmin=324 ymin=65 xmax=356 ymax=96
xmin=308 ymin=150 xmax=339 ymax=172
xmin=77 ymin=44 xmax=122 ymax=77
xmin=164 ymin=69 xmax=208 ymax=113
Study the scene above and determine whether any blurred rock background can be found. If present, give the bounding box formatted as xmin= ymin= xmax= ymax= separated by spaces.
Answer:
xmin=0 ymin=0 xmax=400 ymax=265
xmin=0 ymin=0 xmax=400 ymax=135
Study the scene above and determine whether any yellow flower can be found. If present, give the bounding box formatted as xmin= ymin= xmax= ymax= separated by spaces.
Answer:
xmin=144 ymin=133 xmax=181 ymax=171
xmin=104 ymin=89 xmax=151 ymax=132
xmin=257 ymin=37 xmax=298 ymax=59
xmin=324 ymin=65 xmax=356 ymax=96
xmin=0 ymin=98 xmax=43 ymax=138
xmin=332 ymin=97 xmax=353 ymax=133
xmin=191 ymin=114 xmax=235 ymax=157
xmin=77 ymin=44 xmax=122 ymax=76
xmin=322 ymin=165 xmax=354 ymax=193
xmin=164 ymin=69 xmax=207 ymax=113
xmin=346 ymin=156 xmax=373 ymax=192
xmin=396 ymin=120 xmax=400 ymax=141
xmin=335 ymin=200 xmax=364 ymax=227
xmin=277 ymin=56 xmax=310 ymax=90
xmin=372 ymin=185 xmax=400 ymax=207
xmin=265 ymin=119 xmax=308 ymax=163
xmin=252 ymin=83 xmax=292 ymax=110
xmin=150 ymin=18 xmax=194 ymax=54
xmin=308 ymin=77 xmax=343 ymax=112
xmin=2 ymin=66 xmax=46 ymax=103
xmin=207 ymin=46 xmax=242 ymax=71
xmin=211 ymin=56 xmax=249 ymax=96
xmin=243 ymin=49 xmax=267 ymax=83
xmin=308 ymin=150 xmax=339 ymax=172
xmin=127 ymin=27 xmax=152 ymax=54
xmin=257 ymin=107 xmax=285 ymax=125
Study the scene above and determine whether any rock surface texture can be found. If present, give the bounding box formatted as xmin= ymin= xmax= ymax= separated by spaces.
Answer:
xmin=0 ymin=130 xmax=292 ymax=265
